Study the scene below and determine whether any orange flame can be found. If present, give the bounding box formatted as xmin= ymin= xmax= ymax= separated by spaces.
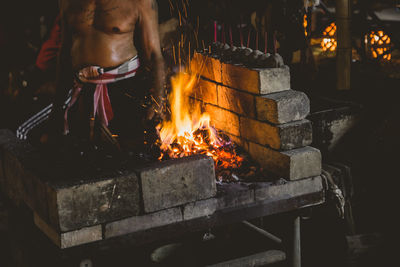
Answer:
xmin=158 ymin=71 xmax=221 ymax=160
xmin=158 ymin=0 xmax=245 ymax=180
xmin=157 ymin=69 xmax=244 ymax=177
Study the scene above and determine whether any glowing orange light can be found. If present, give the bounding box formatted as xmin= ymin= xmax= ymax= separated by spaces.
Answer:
xmin=367 ymin=30 xmax=392 ymax=61
xmin=303 ymin=14 xmax=308 ymax=37
xmin=321 ymin=22 xmax=337 ymax=52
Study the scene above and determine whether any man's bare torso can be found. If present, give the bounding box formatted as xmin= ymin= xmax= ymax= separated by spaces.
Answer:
xmin=60 ymin=0 xmax=141 ymax=71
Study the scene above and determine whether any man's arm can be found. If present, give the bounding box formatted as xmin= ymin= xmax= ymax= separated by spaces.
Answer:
xmin=138 ymin=0 xmax=166 ymax=120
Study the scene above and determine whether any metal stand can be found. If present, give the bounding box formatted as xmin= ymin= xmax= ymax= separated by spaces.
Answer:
xmin=292 ymin=216 xmax=301 ymax=267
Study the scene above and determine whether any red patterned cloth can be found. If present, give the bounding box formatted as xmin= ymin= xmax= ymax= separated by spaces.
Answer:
xmin=63 ymin=56 xmax=140 ymax=134
xmin=36 ymin=15 xmax=61 ymax=71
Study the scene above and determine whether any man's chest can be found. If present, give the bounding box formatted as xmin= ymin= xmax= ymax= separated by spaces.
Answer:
xmin=62 ymin=0 xmax=139 ymax=33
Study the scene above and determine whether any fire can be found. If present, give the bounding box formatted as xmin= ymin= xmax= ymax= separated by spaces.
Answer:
xmin=158 ymin=72 xmax=220 ymax=157
xmin=157 ymin=71 xmax=244 ymax=181
xmin=157 ymin=0 xmax=247 ymax=181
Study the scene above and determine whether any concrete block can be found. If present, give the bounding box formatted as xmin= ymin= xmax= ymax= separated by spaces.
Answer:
xmin=105 ymin=207 xmax=183 ymax=239
xmin=34 ymin=213 xmax=102 ymax=249
xmin=1 ymin=138 xmax=35 ymax=206
xmin=255 ymin=176 xmax=324 ymax=202
xmin=183 ymin=198 xmax=218 ymax=220
xmin=248 ymin=143 xmax=322 ymax=180
xmin=191 ymin=78 xmax=218 ymax=105
xmin=240 ymin=118 xmax=312 ymax=150
xmin=139 ymin=155 xmax=216 ymax=213
xmin=222 ymin=63 xmax=290 ymax=94
xmin=0 ymin=130 xmax=142 ymax=232
xmin=55 ymin=172 xmax=141 ymax=232
xmin=256 ymin=90 xmax=310 ymax=124
xmin=217 ymin=183 xmax=255 ymax=209
xmin=217 ymin=86 xmax=256 ymax=117
xmin=191 ymin=52 xmax=222 ymax=83
xmin=205 ymin=104 xmax=240 ymax=136
xmin=278 ymin=120 xmax=313 ymax=150
xmin=308 ymin=106 xmax=360 ymax=152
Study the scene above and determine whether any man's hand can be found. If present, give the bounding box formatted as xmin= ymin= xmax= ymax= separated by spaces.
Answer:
xmin=78 ymin=66 xmax=104 ymax=81
xmin=146 ymin=91 xmax=166 ymax=122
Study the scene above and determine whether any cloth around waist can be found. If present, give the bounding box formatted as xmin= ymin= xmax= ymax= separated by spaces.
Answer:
xmin=76 ymin=55 xmax=140 ymax=84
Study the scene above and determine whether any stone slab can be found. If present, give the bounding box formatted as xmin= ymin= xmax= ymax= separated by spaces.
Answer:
xmin=183 ymin=198 xmax=218 ymax=220
xmin=191 ymin=52 xmax=222 ymax=83
xmin=240 ymin=118 xmax=312 ymax=150
xmin=0 ymin=129 xmax=141 ymax=232
xmin=278 ymin=120 xmax=313 ymax=150
xmin=55 ymin=172 xmax=140 ymax=232
xmin=34 ymin=177 xmax=324 ymax=248
xmin=191 ymin=77 xmax=218 ymax=105
xmin=204 ymin=104 xmax=240 ymax=136
xmin=1 ymin=132 xmax=38 ymax=207
xmin=105 ymin=207 xmax=183 ymax=239
xmin=256 ymin=90 xmax=310 ymax=124
xmin=216 ymin=183 xmax=255 ymax=210
xmin=248 ymin=143 xmax=322 ymax=180
xmin=217 ymin=86 xmax=256 ymax=118
xmin=34 ymin=213 xmax=102 ymax=249
xmin=222 ymin=63 xmax=290 ymax=95
xmin=255 ymin=176 xmax=324 ymax=202
xmin=139 ymin=155 xmax=216 ymax=213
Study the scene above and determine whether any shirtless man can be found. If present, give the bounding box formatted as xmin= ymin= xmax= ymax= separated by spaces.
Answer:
xmin=37 ymin=0 xmax=165 ymax=148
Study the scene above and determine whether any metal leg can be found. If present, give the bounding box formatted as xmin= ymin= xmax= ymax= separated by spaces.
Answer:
xmin=293 ymin=216 xmax=301 ymax=267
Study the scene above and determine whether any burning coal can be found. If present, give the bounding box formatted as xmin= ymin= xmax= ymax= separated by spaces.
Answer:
xmin=157 ymin=71 xmax=245 ymax=182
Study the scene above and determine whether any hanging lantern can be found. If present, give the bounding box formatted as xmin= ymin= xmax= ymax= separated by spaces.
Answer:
xmin=365 ymin=30 xmax=392 ymax=61
xmin=321 ymin=22 xmax=337 ymax=52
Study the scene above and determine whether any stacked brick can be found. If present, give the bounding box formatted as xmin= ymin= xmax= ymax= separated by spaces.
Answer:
xmin=190 ymin=52 xmax=322 ymax=180
xmin=0 ymin=129 xmax=325 ymax=249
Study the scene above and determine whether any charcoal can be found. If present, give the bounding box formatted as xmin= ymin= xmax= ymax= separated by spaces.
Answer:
xmin=232 ymin=46 xmax=246 ymax=63
xmin=256 ymin=53 xmax=271 ymax=67
xmin=240 ymin=48 xmax=253 ymax=65
xmin=260 ymin=53 xmax=284 ymax=68
xmin=247 ymin=50 xmax=264 ymax=67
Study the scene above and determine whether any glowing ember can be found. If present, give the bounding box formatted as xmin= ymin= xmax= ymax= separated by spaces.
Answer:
xmin=157 ymin=71 xmax=244 ymax=182
xmin=321 ymin=22 xmax=337 ymax=52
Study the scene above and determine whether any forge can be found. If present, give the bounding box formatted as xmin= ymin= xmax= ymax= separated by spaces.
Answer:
xmin=0 ymin=47 xmax=323 ymax=251
xmin=189 ymin=47 xmax=322 ymax=181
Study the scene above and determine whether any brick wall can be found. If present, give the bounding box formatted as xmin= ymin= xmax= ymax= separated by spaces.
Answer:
xmin=190 ymin=52 xmax=322 ymax=180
